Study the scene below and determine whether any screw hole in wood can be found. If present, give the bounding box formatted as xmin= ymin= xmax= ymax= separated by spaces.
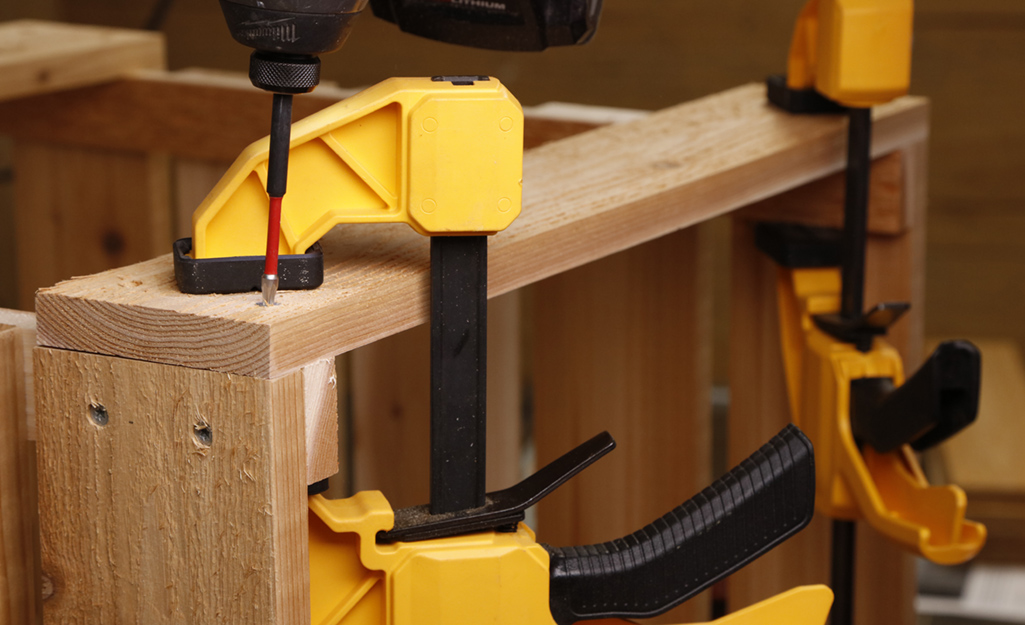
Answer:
xmin=89 ymin=403 xmax=109 ymax=427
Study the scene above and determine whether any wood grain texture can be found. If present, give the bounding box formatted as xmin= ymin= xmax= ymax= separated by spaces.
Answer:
xmin=0 ymin=70 xmax=613 ymax=163
xmin=0 ymin=20 xmax=164 ymax=103
xmin=739 ymin=152 xmax=905 ymax=235
xmin=0 ymin=309 xmax=36 ymax=440
xmin=35 ymin=347 xmax=309 ymax=624
xmin=14 ymin=143 xmax=171 ymax=310
xmin=304 ymin=358 xmax=339 ymax=485
xmin=532 ymin=227 xmax=713 ymax=623
xmin=725 ymin=146 xmax=926 ymax=625
xmin=35 ymin=86 xmax=929 ymax=379
xmin=0 ymin=325 xmax=40 ymax=625
xmin=350 ymin=292 xmax=523 ymax=509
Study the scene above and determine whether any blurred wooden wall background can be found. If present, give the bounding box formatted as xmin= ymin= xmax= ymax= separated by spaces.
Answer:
xmin=1 ymin=0 xmax=1022 ymax=365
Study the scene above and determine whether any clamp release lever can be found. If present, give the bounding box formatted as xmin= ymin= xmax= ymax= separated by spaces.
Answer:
xmin=378 ymin=431 xmax=616 ymax=543
xmin=852 ymin=340 xmax=981 ymax=454
xmin=545 ymin=424 xmax=815 ymax=625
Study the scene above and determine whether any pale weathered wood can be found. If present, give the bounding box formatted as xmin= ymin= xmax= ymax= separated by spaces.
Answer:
xmin=725 ymin=146 xmax=926 ymax=625
xmin=14 ymin=143 xmax=172 ymax=310
xmin=35 ymin=87 xmax=929 ymax=379
xmin=304 ymin=358 xmax=339 ymax=485
xmin=0 ymin=325 xmax=39 ymax=625
xmin=0 ymin=309 xmax=36 ymax=439
xmin=35 ymin=347 xmax=309 ymax=624
xmin=0 ymin=20 xmax=164 ymax=103
xmin=350 ymin=292 xmax=523 ymax=508
xmin=533 ymin=226 xmax=713 ymax=623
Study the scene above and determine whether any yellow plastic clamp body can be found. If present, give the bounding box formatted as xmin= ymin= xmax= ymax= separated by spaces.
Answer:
xmin=775 ymin=266 xmax=986 ymax=564
xmin=192 ymin=77 xmax=524 ymax=259
xmin=786 ymin=0 xmax=914 ymax=107
xmin=308 ymin=491 xmax=835 ymax=625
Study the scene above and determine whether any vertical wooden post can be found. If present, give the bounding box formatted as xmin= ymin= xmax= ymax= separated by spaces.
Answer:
xmin=0 ymin=321 xmax=40 ymax=625
xmin=726 ymin=148 xmax=925 ymax=625
xmin=34 ymin=348 xmax=316 ymax=624
xmin=532 ymin=227 xmax=713 ymax=623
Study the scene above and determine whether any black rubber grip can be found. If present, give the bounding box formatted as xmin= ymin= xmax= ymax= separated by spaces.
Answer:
xmin=545 ymin=424 xmax=815 ymax=625
xmin=851 ymin=340 xmax=981 ymax=453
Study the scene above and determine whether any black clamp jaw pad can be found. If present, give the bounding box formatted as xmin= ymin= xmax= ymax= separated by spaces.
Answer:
xmin=755 ymin=222 xmax=910 ymax=352
xmin=369 ymin=0 xmax=603 ymax=51
xmin=766 ymin=74 xmax=848 ymax=115
xmin=378 ymin=431 xmax=616 ymax=544
xmin=545 ymin=425 xmax=816 ymax=625
xmin=851 ymin=340 xmax=981 ymax=454
xmin=173 ymin=238 xmax=324 ymax=295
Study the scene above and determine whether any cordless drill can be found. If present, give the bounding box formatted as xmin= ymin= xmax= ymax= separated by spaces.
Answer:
xmin=217 ymin=0 xmax=603 ymax=305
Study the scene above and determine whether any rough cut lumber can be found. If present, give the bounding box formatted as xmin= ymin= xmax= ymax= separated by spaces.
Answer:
xmin=0 ymin=324 xmax=39 ymax=625
xmin=532 ymin=227 xmax=712 ymax=624
xmin=35 ymin=347 xmax=309 ymax=624
xmin=0 ymin=20 xmax=164 ymax=102
xmin=725 ymin=143 xmax=927 ymax=625
xmin=36 ymin=85 xmax=929 ymax=379
xmin=0 ymin=69 xmax=638 ymax=163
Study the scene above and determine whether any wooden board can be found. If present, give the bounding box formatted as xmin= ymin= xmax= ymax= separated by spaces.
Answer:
xmin=0 ymin=325 xmax=39 ymax=625
xmin=532 ymin=227 xmax=713 ymax=623
xmin=0 ymin=20 xmax=164 ymax=103
xmin=724 ymin=145 xmax=926 ymax=625
xmin=35 ymin=347 xmax=309 ymax=624
xmin=13 ymin=143 xmax=172 ymax=310
xmin=34 ymin=86 xmax=929 ymax=379
xmin=0 ymin=70 xmax=635 ymax=163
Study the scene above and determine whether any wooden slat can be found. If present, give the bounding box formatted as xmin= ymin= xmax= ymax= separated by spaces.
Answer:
xmin=532 ymin=227 xmax=713 ymax=623
xmin=0 ymin=70 xmax=621 ymax=163
xmin=34 ymin=86 xmax=929 ymax=379
xmin=35 ymin=347 xmax=309 ymax=624
xmin=725 ymin=145 xmax=926 ymax=625
xmin=13 ymin=143 xmax=172 ymax=310
xmin=0 ymin=20 xmax=164 ymax=103
xmin=0 ymin=324 xmax=39 ymax=625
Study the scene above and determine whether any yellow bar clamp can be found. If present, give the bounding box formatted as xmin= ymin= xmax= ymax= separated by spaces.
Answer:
xmin=785 ymin=0 xmax=914 ymax=107
xmin=309 ymin=492 xmax=833 ymax=625
xmin=775 ymin=266 xmax=986 ymax=564
xmin=190 ymin=76 xmax=524 ymax=259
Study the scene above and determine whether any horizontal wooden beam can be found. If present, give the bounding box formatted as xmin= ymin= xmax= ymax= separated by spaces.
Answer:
xmin=0 ymin=70 xmax=640 ymax=162
xmin=0 ymin=20 xmax=164 ymax=103
xmin=35 ymin=84 xmax=929 ymax=379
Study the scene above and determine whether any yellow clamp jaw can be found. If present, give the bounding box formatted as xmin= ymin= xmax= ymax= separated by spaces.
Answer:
xmin=784 ymin=0 xmax=914 ymax=108
xmin=308 ymin=492 xmax=833 ymax=625
xmin=191 ymin=76 xmax=524 ymax=260
xmin=775 ymin=266 xmax=986 ymax=564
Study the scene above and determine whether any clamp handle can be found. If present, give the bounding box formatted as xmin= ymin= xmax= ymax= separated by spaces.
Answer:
xmin=545 ymin=424 xmax=815 ymax=625
xmin=852 ymin=340 xmax=981 ymax=454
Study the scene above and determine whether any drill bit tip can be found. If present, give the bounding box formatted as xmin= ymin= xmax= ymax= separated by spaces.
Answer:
xmin=261 ymin=274 xmax=279 ymax=306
